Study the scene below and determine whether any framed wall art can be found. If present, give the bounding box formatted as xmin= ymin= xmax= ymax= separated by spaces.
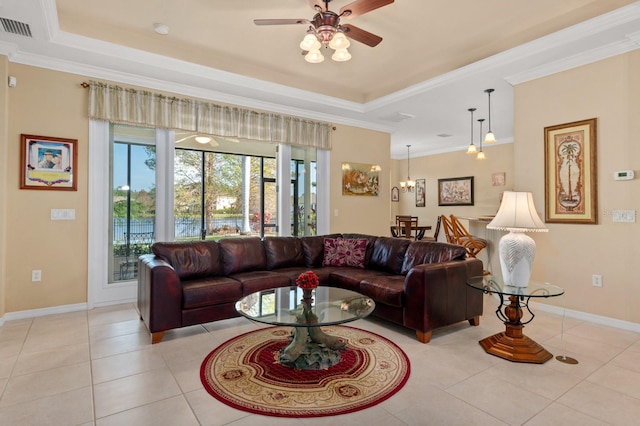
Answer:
xmin=438 ymin=176 xmax=474 ymax=206
xmin=391 ymin=186 xmax=399 ymax=202
xmin=491 ymin=172 xmax=506 ymax=186
xmin=415 ymin=179 xmax=425 ymax=207
xmin=341 ymin=162 xmax=380 ymax=196
xmin=20 ymin=134 xmax=78 ymax=191
xmin=544 ymin=118 xmax=597 ymax=224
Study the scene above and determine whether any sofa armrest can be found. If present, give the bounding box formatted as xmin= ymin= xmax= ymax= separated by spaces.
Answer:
xmin=402 ymin=258 xmax=483 ymax=334
xmin=137 ymin=254 xmax=183 ymax=339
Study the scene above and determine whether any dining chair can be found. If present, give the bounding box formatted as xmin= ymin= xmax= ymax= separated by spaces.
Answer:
xmin=440 ymin=215 xmax=457 ymax=244
xmin=449 ymin=214 xmax=488 ymax=259
xmin=421 ymin=215 xmax=442 ymax=241
xmin=395 ymin=215 xmax=419 ymax=240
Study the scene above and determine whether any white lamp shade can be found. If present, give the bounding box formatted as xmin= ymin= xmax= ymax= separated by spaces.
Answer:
xmin=476 ymin=151 xmax=486 ymax=160
xmin=304 ymin=49 xmax=324 ymax=63
xmin=487 ymin=191 xmax=547 ymax=232
xmin=329 ymin=32 xmax=350 ymax=50
xmin=300 ymin=34 xmax=321 ymax=51
xmin=331 ymin=48 xmax=351 ymax=62
xmin=484 ymin=131 xmax=496 ymax=143
xmin=488 ymin=191 xmax=547 ymax=287
xmin=466 ymin=144 xmax=477 ymax=154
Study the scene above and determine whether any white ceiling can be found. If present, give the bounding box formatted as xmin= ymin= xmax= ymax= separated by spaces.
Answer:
xmin=1 ymin=0 xmax=639 ymax=158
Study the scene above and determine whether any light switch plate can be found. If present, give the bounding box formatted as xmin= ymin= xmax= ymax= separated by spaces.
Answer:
xmin=612 ymin=210 xmax=636 ymax=223
xmin=51 ymin=209 xmax=76 ymax=220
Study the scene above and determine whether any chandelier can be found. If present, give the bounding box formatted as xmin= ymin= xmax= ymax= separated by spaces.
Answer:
xmin=400 ymin=145 xmax=415 ymax=192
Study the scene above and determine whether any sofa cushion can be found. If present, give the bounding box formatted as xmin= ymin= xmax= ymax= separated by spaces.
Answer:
xmin=232 ymin=271 xmax=292 ymax=295
xmin=182 ymin=276 xmax=242 ymax=309
xmin=263 ymin=237 xmax=305 ymax=270
xmin=369 ymin=237 xmax=411 ymax=274
xmin=300 ymin=234 xmax=341 ymax=268
xmin=329 ymin=268 xmax=388 ymax=292
xmin=322 ymin=238 xmax=367 ymax=268
xmin=401 ymin=241 xmax=467 ymax=275
xmin=151 ymin=241 xmax=222 ymax=280
xmin=220 ymin=238 xmax=266 ymax=275
xmin=360 ymin=275 xmax=406 ymax=308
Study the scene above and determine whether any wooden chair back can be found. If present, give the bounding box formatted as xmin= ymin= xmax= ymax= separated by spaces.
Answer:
xmin=397 ymin=216 xmax=418 ymax=240
xmin=421 ymin=215 xmax=442 ymax=241
xmin=449 ymin=214 xmax=487 ymax=258
xmin=440 ymin=215 xmax=457 ymax=244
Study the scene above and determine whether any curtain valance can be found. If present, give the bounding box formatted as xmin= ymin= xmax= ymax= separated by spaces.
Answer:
xmin=87 ymin=81 xmax=332 ymax=149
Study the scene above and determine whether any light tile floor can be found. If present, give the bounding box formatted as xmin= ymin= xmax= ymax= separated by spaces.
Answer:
xmin=1 ymin=296 xmax=639 ymax=425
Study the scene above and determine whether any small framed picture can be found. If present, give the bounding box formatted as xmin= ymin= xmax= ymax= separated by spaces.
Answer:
xmin=391 ymin=186 xmax=399 ymax=202
xmin=20 ymin=134 xmax=78 ymax=191
xmin=492 ymin=172 xmax=505 ymax=186
xmin=415 ymin=179 xmax=425 ymax=207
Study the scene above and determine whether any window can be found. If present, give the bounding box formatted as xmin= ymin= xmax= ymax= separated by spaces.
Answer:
xmin=89 ymin=121 xmax=328 ymax=305
xmin=110 ymin=125 xmax=156 ymax=283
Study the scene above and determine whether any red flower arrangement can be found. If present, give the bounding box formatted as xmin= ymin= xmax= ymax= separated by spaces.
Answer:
xmin=296 ymin=271 xmax=319 ymax=290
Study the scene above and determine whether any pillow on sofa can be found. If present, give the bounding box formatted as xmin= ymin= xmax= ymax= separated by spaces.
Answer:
xmin=322 ymin=238 xmax=367 ymax=268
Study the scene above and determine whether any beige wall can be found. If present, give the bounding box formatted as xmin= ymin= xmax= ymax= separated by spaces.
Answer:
xmin=5 ymin=64 xmax=89 ymax=312
xmin=514 ymin=51 xmax=640 ymax=322
xmin=330 ymin=125 xmax=390 ymax=236
xmin=0 ymin=62 xmax=390 ymax=315
xmin=391 ymin=143 xmax=515 ymax=237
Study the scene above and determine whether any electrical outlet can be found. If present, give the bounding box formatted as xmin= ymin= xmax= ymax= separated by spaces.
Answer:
xmin=31 ymin=270 xmax=42 ymax=282
xmin=592 ymin=274 xmax=602 ymax=287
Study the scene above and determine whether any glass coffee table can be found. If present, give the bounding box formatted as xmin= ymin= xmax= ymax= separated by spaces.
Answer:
xmin=467 ymin=276 xmax=565 ymax=364
xmin=236 ymin=286 xmax=375 ymax=370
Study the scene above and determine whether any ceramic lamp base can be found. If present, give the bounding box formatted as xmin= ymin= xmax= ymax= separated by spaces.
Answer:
xmin=498 ymin=231 xmax=536 ymax=287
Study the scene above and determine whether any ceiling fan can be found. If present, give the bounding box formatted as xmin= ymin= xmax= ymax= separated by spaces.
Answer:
xmin=254 ymin=0 xmax=394 ymax=63
xmin=174 ymin=133 xmax=239 ymax=147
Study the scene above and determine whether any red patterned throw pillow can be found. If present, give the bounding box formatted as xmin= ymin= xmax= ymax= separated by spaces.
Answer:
xmin=322 ymin=238 xmax=367 ymax=268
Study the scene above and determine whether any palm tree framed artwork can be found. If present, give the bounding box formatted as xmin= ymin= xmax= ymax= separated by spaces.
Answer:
xmin=544 ymin=118 xmax=597 ymax=224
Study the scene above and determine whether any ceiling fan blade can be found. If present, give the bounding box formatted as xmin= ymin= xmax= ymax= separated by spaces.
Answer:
xmin=339 ymin=0 xmax=394 ymax=19
xmin=341 ymin=24 xmax=382 ymax=47
xmin=175 ymin=134 xmax=195 ymax=143
xmin=254 ymin=18 xmax=309 ymax=26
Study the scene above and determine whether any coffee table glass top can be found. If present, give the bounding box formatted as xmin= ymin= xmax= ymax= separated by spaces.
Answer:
xmin=235 ymin=286 xmax=375 ymax=327
xmin=467 ymin=276 xmax=565 ymax=298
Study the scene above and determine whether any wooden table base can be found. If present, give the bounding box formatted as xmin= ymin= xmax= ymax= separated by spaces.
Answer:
xmin=479 ymin=323 xmax=552 ymax=364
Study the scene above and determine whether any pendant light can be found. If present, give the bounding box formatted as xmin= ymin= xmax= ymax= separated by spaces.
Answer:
xmin=400 ymin=145 xmax=415 ymax=192
xmin=484 ymin=88 xmax=496 ymax=143
xmin=466 ymin=108 xmax=477 ymax=154
xmin=477 ymin=118 xmax=486 ymax=160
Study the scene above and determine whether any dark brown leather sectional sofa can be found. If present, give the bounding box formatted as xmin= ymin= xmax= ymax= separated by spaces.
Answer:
xmin=137 ymin=234 xmax=484 ymax=344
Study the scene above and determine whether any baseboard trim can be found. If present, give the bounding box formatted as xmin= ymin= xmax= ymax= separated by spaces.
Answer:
xmin=3 ymin=303 xmax=89 ymax=322
xmin=532 ymin=300 xmax=640 ymax=333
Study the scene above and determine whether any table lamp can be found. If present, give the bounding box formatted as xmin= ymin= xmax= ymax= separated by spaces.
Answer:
xmin=486 ymin=192 xmax=548 ymax=287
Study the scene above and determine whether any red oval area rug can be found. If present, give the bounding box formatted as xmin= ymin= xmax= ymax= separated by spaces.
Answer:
xmin=200 ymin=325 xmax=410 ymax=418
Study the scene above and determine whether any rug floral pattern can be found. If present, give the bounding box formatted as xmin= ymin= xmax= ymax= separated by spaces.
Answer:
xmin=200 ymin=326 xmax=410 ymax=417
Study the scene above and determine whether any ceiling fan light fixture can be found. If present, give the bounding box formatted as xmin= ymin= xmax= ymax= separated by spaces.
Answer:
xmin=332 ymin=48 xmax=351 ymax=62
xmin=300 ymin=33 xmax=321 ymax=51
xmin=329 ymin=32 xmax=350 ymax=50
xmin=195 ymin=136 xmax=211 ymax=144
xmin=305 ymin=49 xmax=325 ymax=63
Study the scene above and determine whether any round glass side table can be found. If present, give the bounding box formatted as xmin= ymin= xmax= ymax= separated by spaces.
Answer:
xmin=467 ymin=276 xmax=565 ymax=364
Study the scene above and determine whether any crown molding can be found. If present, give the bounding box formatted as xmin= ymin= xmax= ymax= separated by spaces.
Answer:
xmin=506 ymin=38 xmax=640 ymax=85
xmin=367 ymin=2 xmax=640 ymax=111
